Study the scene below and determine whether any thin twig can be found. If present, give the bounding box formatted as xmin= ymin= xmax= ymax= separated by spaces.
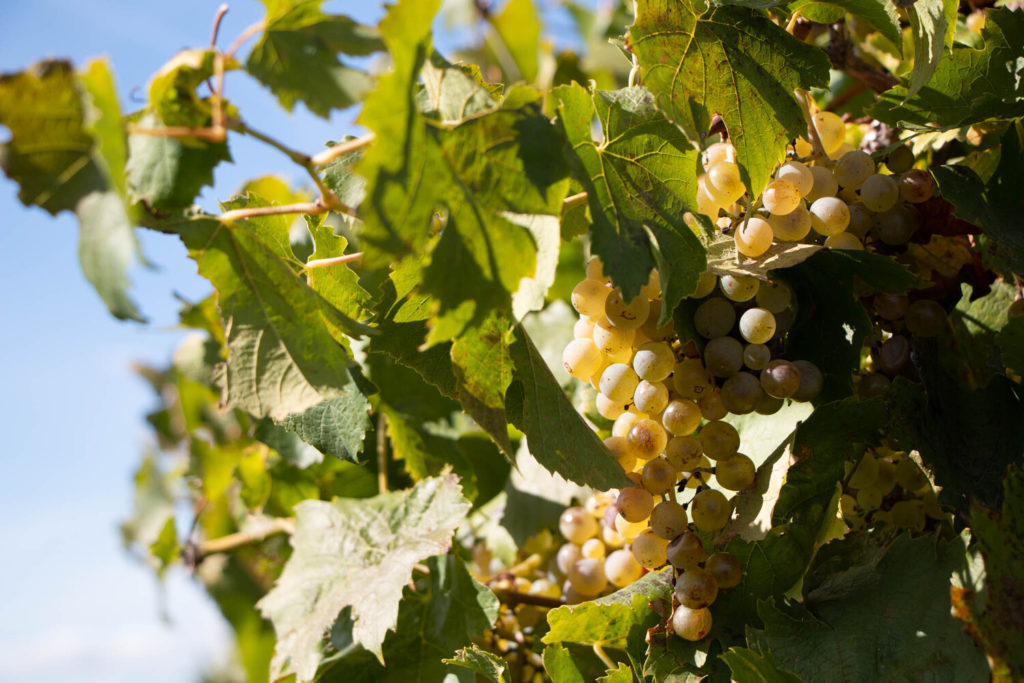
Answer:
xmin=210 ymin=4 xmax=229 ymax=48
xmin=126 ymin=125 xmax=227 ymax=143
xmin=377 ymin=413 xmax=388 ymax=494
xmin=795 ymin=89 xmax=829 ymax=162
xmin=593 ymin=643 xmax=616 ymax=670
xmin=220 ymin=201 xmax=329 ymax=222
xmin=311 ymin=133 xmax=377 ymax=167
xmin=304 ymin=252 xmax=364 ymax=270
xmin=225 ymin=21 xmax=265 ymax=60
xmin=198 ymin=517 xmax=294 ymax=556
xmin=562 ymin=191 xmax=588 ymax=214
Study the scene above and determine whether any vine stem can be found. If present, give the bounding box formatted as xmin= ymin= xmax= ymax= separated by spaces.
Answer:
xmin=209 ymin=4 xmax=229 ymax=48
xmin=377 ymin=413 xmax=388 ymax=494
xmin=311 ymin=133 xmax=377 ymax=167
xmin=795 ymin=89 xmax=829 ymax=163
xmin=220 ymin=200 xmax=329 ymax=222
xmin=303 ymin=252 xmax=364 ymax=271
xmin=198 ymin=517 xmax=294 ymax=556
xmin=562 ymin=191 xmax=588 ymax=213
xmin=593 ymin=643 xmax=616 ymax=670
xmin=225 ymin=21 xmax=265 ymax=61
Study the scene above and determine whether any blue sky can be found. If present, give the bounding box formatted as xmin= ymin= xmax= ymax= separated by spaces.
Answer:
xmin=0 ymin=1 xmax=589 ymax=681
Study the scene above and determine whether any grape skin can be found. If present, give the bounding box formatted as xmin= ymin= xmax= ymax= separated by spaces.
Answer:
xmin=769 ymin=203 xmax=812 ymax=241
xmin=738 ymin=308 xmax=776 ymax=344
xmin=735 ymin=216 xmax=774 ymax=258
xmin=691 ymin=489 xmax=731 ymax=532
xmin=672 ymin=606 xmax=713 ymax=641
xmin=662 ymin=399 xmax=702 ymax=436
xmin=617 ymin=487 xmax=654 ymax=523
xmin=631 ymin=528 xmax=670 ymax=569
xmin=571 ymin=279 xmax=610 ymax=318
xmin=762 ymin=179 xmax=803 ymax=215
xmin=559 ymin=506 xmax=599 ymax=544
xmin=568 ymin=557 xmax=608 ymax=596
xmin=809 ymin=197 xmax=851 ymax=236
xmin=605 ymin=549 xmax=644 ymax=587
xmin=675 ymin=567 xmax=719 ymax=609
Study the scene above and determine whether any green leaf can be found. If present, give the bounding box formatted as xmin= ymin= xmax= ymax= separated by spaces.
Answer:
xmin=874 ymin=10 xmax=1024 ymax=127
xmin=628 ymin=1 xmax=830 ymax=197
xmin=749 ymin=534 xmax=989 ymax=682
xmin=720 ymin=647 xmax=801 ymax=683
xmin=148 ymin=515 xmax=180 ymax=578
xmin=279 ymin=394 xmax=371 ymax=463
xmin=147 ymin=49 xmax=228 ymax=127
xmin=545 ymin=581 xmax=663 ymax=647
xmin=451 ymin=310 xmax=514 ymax=410
xmin=554 ymin=83 xmax=706 ymax=310
xmin=598 ymin=663 xmax=634 ymax=683
xmin=933 ymin=124 xmax=1024 ymax=277
xmin=254 ymin=420 xmax=324 ymax=468
xmin=443 ymin=646 xmax=511 ymax=683
xmin=305 ymin=218 xmax=375 ymax=322
xmin=905 ymin=0 xmax=950 ymax=99
xmin=998 ymin=316 xmax=1024 ymax=378
xmin=0 ymin=60 xmax=144 ymax=321
xmin=257 ymin=474 xmax=472 ymax=679
xmin=789 ymin=0 xmax=901 ymax=47
xmin=505 ymin=325 xmax=633 ymax=490
xmin=418 ymin=50 xmax=501 ymax=123
xmin=510 ymin=213 xmax=562 ymax=321
xmin=491 ymin=0 xmax=541 ymax=82
xmin=543 ymin=644 xmax=588 ymax=683
xmin=246 ymin=0 xmax=382 ymax=118
xmin=126 ymin=110 xmax=230 ymax=212
xmin=946 ymin=282 xmax=1017 ymax=387
xmin=381 ymin=405 xmax=478 ymax=502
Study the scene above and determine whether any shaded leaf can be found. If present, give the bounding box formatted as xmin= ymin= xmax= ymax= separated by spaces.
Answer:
xmin=789 ymin=0 xmax=901 ymax=47
xmin=905 ymin=0 xmax=950 ymax=100
xmin=491 ymin=0 xmax=541 ymax=82
xmin=444 ymin=646 xmax=510 ymax=682
xmin=998 ymin=316 xmax=1024 ymax=378
xmin=720 ymin=647 xmax=801 ymax=683
xmin=418 ymin=50 xmax=501 ymax=124
xmin=279 ymin=394 xmax=371 ymax=463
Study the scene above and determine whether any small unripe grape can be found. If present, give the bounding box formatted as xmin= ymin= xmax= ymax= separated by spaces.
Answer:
xmin=809 ymin=197 xmax=851 ymax=236
xmin=813 ymin=111 xmax=846 ymax=154
xmin=899 ymin=169 xmax=935 ymax=203
xmin=692 ymin=270 xmax=718 ymax=298
xmin=704 ymin=336 xmax=744 ymax=378
xmin=743 ymin=343 xmax=772 ymax=371
xmin=834 ymin=149 xmax=875 ymax=189
xmin=860 ymin=174 xmax=900 ymax=213
xmin=873 ymin=293 xmax=909 ymax=321
xmin=573 ymin=316 xmax=596 ymax=339
xmin=905 ymin=299 xmax=946 ymax=337
xmin=582 ymin=537 xmax=607 ymax=561
xmin=605 ymin=549 xmax=644 ymax=587
xmin=642 ymin=457 xmax=678 ymax=495
xmin=616 ymin=487 xmax=654 ymax=523
xmin=825 ymin=232 xmax=863 ymax=250
xmin=571 ymin=279 xmax=610 ymax=317
xmin=662 ymin=399 xmax=703 ymax=436
xmin=739 ymin=307 xmax=777 ymax=344
xmin=600 ymin=363 xmax=640 ymax=402
xmin=720 ymin=372 xmax=763 ymax=415
xmin=628 ymin=418 xmax=669 ymax=461
xmin=690 ymin=489 xmax=731 ymax=532
xmin=716 ymin=453 xmax=756 ymax=491
xmin=698 ymin=389 xmax=728 ymax=421
xmin=702 ymin=141 xmax=737 ymax=169
xmin=885 ymin=145 xmax=914 ymax=174
xmin=719 ymin=274 xmax=759 ymax=302
xmin=667 ymin=531 xmax=708 ymax=571
xmin=735 ymin=216 xmax=774 ymax=258
xmin=595 ymin=393 xmax=627 ymax=420
xmin=846 ymin=203 xmax=874 ymax=239
xmin=650 ymin=500 xmax=688 ymax=540
xmin=706 ymin=160 xmax=746 ymax=204
xmin=634 ymin=379 xmax=670 ymax=415
xmin=592 ymin=318 xmax=635 ymax=357
xmin=562 ymin=338 xmax=603 ymax=380
xmin=760 ymin=359 xmax=801 ymax=398
xmin=605 ymin=288 xmax=650 ymax=330
xmin=665 ymin=435 xmax=703 ymax=471
xmin=857 ymin=372 xmax=891 ymax=400
xmin=556 ymin=543 xmax=582 ymax=575
xmin=568 ymin=557 xmax=608 ymax=596
xmin=560 ymin=506 xmax=600 ymax=544
xmin=769 ymin=203 xmax=812 ymax=241
xmin=873 ymin=205 xmax=919 ymax=245
xmin=693 ymin=297 xmax=736 ymax=339
xmin=806 ymin=165 xmax=839 ymax=202
xmin=791 ymin=360 xmax=823 ymax=402
xmin=672 ymin=358 xmax=715 ymax=399
xmin=698 ymin=420 xmax=740 ymax=460
xmin=675 ymin=567 xmax=719 ymax=608
xmin=585 ymin=256 xmax=607 ymax=282
xmin=705 ymin=552 xmax=742 ymax=589
xmin=876 ymin=335 xmax=910 ymax=376
xmin=776 ymin=160 xmax=814 ymax=196
xmin=633 ymin=341 xmax=676 ymax=382
xmin=762 ymin=179 xmax=803 ymax=216
xmin=631 ymin=528 xmax=670 ymax=569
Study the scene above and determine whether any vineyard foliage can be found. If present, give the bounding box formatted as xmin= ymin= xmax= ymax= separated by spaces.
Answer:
xmin=2 ymin=0 xmax=1024 ymax=681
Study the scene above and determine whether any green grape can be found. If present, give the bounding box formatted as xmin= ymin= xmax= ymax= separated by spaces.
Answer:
xmin=702 ymin=141 xmax=736 ymax=169
xmin=642 ymin=457 xmax=678 ymax=495
xmin=760 ymin=359 xmax=801 ymax=398
xmin=872 ymin=204 xmax=919 ymax=245
xmin=834 ymin=149 xmax=875 ymax=189
xmin=706 ymin=160 xmax=747 ymax=204
xmin=595 ymin=393 xmax=627 ymax=420
xmin=857 ymin=372 xmax=891 ymax=399
xmin=573 ymin=316 xmax=595 ymax=339
xmin=860 ymin=174 xmax=900 ymax=213
xmin=666 ymin=531 xmax=708 ymax=571
xmin=672 ymin=358 xmax=716 ymax=399
xmin=825 ymin=232 xmax=863 ymax=250
xmin=592 ymin=317 xmax=635 ymax=357
xmin=581 ymin=537 xmax=606 ymax=561
xmin=560 ymin=506 xmax=600 ymax=544
xmin=698 ymin=420 xmax=740 ymax=460
xmin=905 ymin=300 xmax=946 ymax=337
xmin=672 ymin=605 xmax=713 ymax=641
xmin=704 ymin=336 xmax=744 ymax=377
xmin=599 ymin=363 xmax=640 ymax=402
xmin=755 ymin=393 xmax=784 ymax=415
xmin=806 ymin=165 xmax=839 ymax=202
xmin=809 ymin=197 xmax=851 ymax=236
xmin=585 ymin=256 xmax=607 ymax=282
xmin=791 ymin=360 xmax=823 ymax=402
xmin=627 ymin=418 xmax=669 ymax=461
xmin=898 ymin=169 xmax=935 ymax=203
xmin=873 ymin=293 xmax=909 ymax=321
xmin=735 ymin=216 xmax=774 ymax=258
xmin=562 ymin=338 xmax=603 ymax=380
xmin=846 ymin=203 xmax=874 ymax=239
xmin=875 ymin=335 xmax=910 ymax=376
xmin=693 ymin=297 xmax=736 ymax=339
xmin=743 ymin=343 xmax=772 ymax=371
xmin=556 ymin=543 xmax=582 ymax=575
xmin=571 ymin=279 xmax=610 ymax=318
xmin=675 ymin=567 xmax=719 ymax=609
xmin=776 ymin=160 xmax=814 ymax=196
xmin=605 ymin=549 xmax=644 ymax=587
xmin=705 ymin=552 xmax=742 ymax=589
xmin=605 ymin=288 xmax=650 ymax=330
xmin=633 ymin=341 xmax=676 ymax=382
xmin=616 ymin=486 xmax=655 ymax=523
xmin=769 ymin=203 xmax=812 ymax=241
xmin=755 ymin=282 xmax=792 ymax=313
xmin=698 ymin=389 xmax=728 ymax=421
xmin=762 ymin=179 xmax=803 ymax=215
xmin=848 ymin=454 xmax=879 ymax=490
xmin=715 ymin=452 xmax=755 ymax=490
xmin=812 ymin=111 xmax=846 ymax=154
xmin=691 ymin=489 xmax=731 ymax=532
xmin=738 ymin=307 xmax=777 ymax=344
xmin=856 ymin=486 xmax=883 ymax=511
xmin=568 ymin=557 xmax=608 ymax=596
xmin=891 ymin=500 xmax=925 ymax=531
xmin=885 ymin=145 xmax=914 ymax=174
xmin=650 ymin=500 xmax=689 ymax=540
xmin=665 ymin=435 xmax=703 ymax=471
xmin=720 ymin=371 xmax=763 ymax=415
xmin=662 ymin=399 xmax=703 ymax=436
xmin=719 ymin=274 xmax=759 ymax=302
xmin=634 ymin=379 xmax=670 ymax=415
xmin=693 ymin=270 xmax=718 ymax=298
xmin=631 ymin=528 xmax=670 ymax=569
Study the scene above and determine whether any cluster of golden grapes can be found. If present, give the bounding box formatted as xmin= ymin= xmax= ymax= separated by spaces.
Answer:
xmin=838 ymin=447 xmax=946 ymax=532
xmin=697 ymin=111 xmax=935 ymax=258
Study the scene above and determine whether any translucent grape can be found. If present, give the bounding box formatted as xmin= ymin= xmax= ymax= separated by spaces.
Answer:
xmin=846 ymin=203 xmax=874 ymax=239
xmin=834 ymin=149 xmax=875 ymax=189
xmin=762 ymin=179 xmax=803 ymax=216
xmin=672 ymin=358 xmax=715 ymax=399
xmin=702 ymin=141 xmax=736 ymax=169
xmin=806 ymin=165 xmax=839 ymax=202
xmin=561 ymin=338 xmax=602 ymax=380
xmin=769 ymin=203 xmax=812 ymax=241
xmin=573 ymin=317 xmax=595 ymax=339
xmin=568 ymin=557 xmax=608 ymax=596
xmin=560 ymin=506 xmax=600 ymax=544
xmin=633 ymin=342 xmax=676 ymax=382
xmin=603 ymin=525 xmax=627 ymax=549
xmin=739 ymin=307 xmax=777 ymax=344
xmin=809 ymin=197 xmax=851 ymax=236
xmin=571 ymin=279 xmax=610 ymax=317
xmin=698 ymin=390 xmax=728 ymax=421
xmin=595 ymin=393 xmax=627 ymax=420
xmin=616 ymin=486 xmax=654 ymax=523
xmin=704 ymin=336 xmax=744 ymax=378
xmin=631 ymin=528 xmax=670 ymax=570
xmin=556 ymin=543 xmax=582 ymax=575
xmin=666 ymin=531 xmax=708 ymax=571
xmin=719 ymin=274 xmax=759 ymax=302
xmin=776 ymin=160 xmax=814 ymax=196
xmin=706 ymin=160 xmax=747 ymax=204
xmin=706 ymin=552 xmax=742 ymax=589
xmin=885 ymin=145 xmax=914 ymax=174
xmin=791 ymin=360 xmax=823 ymax=402
xmin=599 ymin=363 xmax=640 ymax=402
xmin=735 ymin=216 xmax=774 ymax=258
xmin=671 ymin=605 xmax=713 ymax=642
xmin=650 ymin=500 xmax=688 ymax=540
xmin=824 ymin=232 xmax=863 ymax=250
xmin=592 ymin=318 xmax=635 ymax=357
xmin=715 ymin=453 xmax=756 ymax=490
xmin=690 ymin=488 xmax=731 ymax=532
xmin=604 ymin=435 xmax=637 ymax=472
xmin=696 ymin=175 xmax=723 ymax=218
xmin=693 ymin=297 xmax=737 ymax=339
xmin=665 ymin=435 xmax=703 ymax=471
xmin=794 ymin=136 xmax=814 ymax=158
xmin=698 ymin=420 xmax=741 ymax=460
xmin=743 ymin=343 xmax=771 ymax=371
xmin=614 ymin=513 xmax=647 ymax=542
xmin=755 ymin=282 xmax=792 ymax=314
xmin=627 ymin=418 xmax=669 ymax=461
xmin=675 ymin=567 xmax=719 ymax=608
xmin=720 ymin=372 xmax=763 ymax=415
xmin=693 ymin=271 xmax=718 ymax=298
xmin=581 ymin=537 xmax=606 ymax=561
xmin=905 ymin=299 xmax=946 ymax=337
xmin=634 ymin=379 xmax=670 ymax=415
xmin=760 ymin=359 xmax=801 ymax=398
xmin=812 ymin=111 xmax=846 ymax=154
xmin=585 ymin=491 xmax=615 ymax=519
xmin=642 ymin=457 xmax=678 ymax=495
xmin=873 ymin=204 xmax=919 ymax=245
xmin=662 ymin=399 xmax=702 ymax=436
xmin=898 ymin=169 xmax=935 ymax=203
xmin=860 ymin=173 xmax=900 ymax=213
xmin=642 ymin=269 xmax=662 ymax=300
xmin=605 ymin=288 xmax=650 ymax=330
xmin=605 ymin=549 xmax=644 ymax=587
xmin=584 ymin=256 xmax=607 ymax=282
xmin=612 ymin=411 xmax=643 ymax=439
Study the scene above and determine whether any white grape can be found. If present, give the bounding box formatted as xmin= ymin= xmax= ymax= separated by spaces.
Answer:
xmin=834 ymin=149 xmax=875 ymax=190
xmin=805 ymin=165 xmax=839 ymax=202
xmin=599 ymin=363 xmax=640 ymax=402
xmin=809 ymin=196 xmax=851 ymax=236
xmin=571 ymin=279 xmax=610 ymax=317
xmin=631 ymin=528 xmax=670 ymax=569
xmin=762 ymin=179 xmax=803 ymax=215
xmin=562 ymin=338 xmax=603 ymax=380
xmin=634 ymin=379 xmax=670 ymax=415
xmin=769 ymin=203 xmax=812 ymax=241
xmin=734 ymin=216 xmax=774 ymax=258
xmin=738 ymin=307 xmax=777 ymax=344
xmin=633 ymin=341 xmax=676 ymax=382
xmin=719 ymin=274 xmax=759 ymax=302
xmin=775 ymin=160 xmax=813 ymax=196
xmin=860 ymin=173 xmax=899 ymax=213
xmin=812 ymin=111 xmax=846 ymax=154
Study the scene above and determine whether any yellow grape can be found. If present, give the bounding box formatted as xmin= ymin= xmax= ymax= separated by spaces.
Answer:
xmin=568 ymin=557 xmax=608 ymax=596
xmin=634 ymin=379 xmax=670 ymax=415
xmin=672 ymin=358 xmax=715 ymax=400
xmin=776 ymin=160 xmax=814 ymax=196
xmin=735 ymin=216 xmax=774 ymax=258
xmin=769 ymin=203 xmax=812 ymax=241
xmin=617 ymin=486 xmax=655 ymax=523
xmin=812 ymin=111 xmax=846 ymax=154
xmin=715 ymin=453 xmax=756 ymax=491
xmin=627 ymin=418 xmax=669 ymax=461
xmin=703 ymin=141 xmax=737 ymax=169
xmin=693 ymin=270 xmax=718 ymax=298
xmin=834 ymin=149 xmax=875 ymax=190
xmin=605 ymin=548 xmax=644 ymax=587
xmin=860 ymin=174 xmax=900 ymax=213
xmin=641 ymin=457 xmax=678 ymax=495
xmin=706 ymin=160 xmax=747 ymax=204
xmin=631 ymin=528 xmax=670 ymax=569
xmin=719 ymin=274 xmax=759 ymax=302
xmin=595 ymin=393 xmax=627 ymax=420
xmin=650 ymin=500 xmax=688 ymax=540
xmin=633 ymin=341 xmax=676 ymax=382
xmin=762 ymin=179 xmax=803 ymax=216
xmin=805 ymin=165 xmax=839 ymax=202
xmin=581 ymin=537 xmax=606 ymax=561
xmin=571 ymin=279 xmax=610 ymax=317
xmin=585 ymin=256 xmax=608 ymax=282
xmin=562 ymin=338 xmax=603 ymax=380
xmin=605 ymin=288 xmax=650 ymax=330
xmin=672 ymin=605 xmax=713 ymax=641
xmin=599 ymin=363 xmax=639 ymax=402
xmin=824 ymin=232 xmax=863 ymax=250
xmin=662 ymin=399 xmax=703 ymax=436
xmin=809 ymin=197 xmax=851 ymax=236
xmin=738 ymin=307 xmax=776 ymax=344
xmin=675 ymin=567 xmax=719 ymax=608
xmin=559 ymin=506 xmax=599 ymax=544
xmin=696 ymin=175 xmax=723 ymax=218
xmin=698 ymin=420 xmax=740 ymax=460
xmin=665 ymin=435 xmax=703 ymax=471
xmin=690 ymin=489 xmax=731 ymax=532
xmin=592 ymin=317 xmax=635 ymax=357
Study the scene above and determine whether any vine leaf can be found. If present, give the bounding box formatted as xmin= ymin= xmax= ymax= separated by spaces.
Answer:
xmin=246 ymin=0 xmax=382 ymax=118
xmin=490 ymin=0 xmax=541 ymax=83
xmin=905 ymin=0 xmax=953 ymax=100
xmin=628 ymin=0 xmax=830 ymax=198
xmin=257 ymin=474 xmax=472 ymax=680
xmin=554 ymin=83 xmax=706 ymax=312
xmin=788 ymin=0 xmax=901 ymax=47
xmin=444 ymin=645 xmax=511 ymax=683
xmin=720 ymin=647 xmax=801 ymax=682
xmin=0 ymin=59 xmax=143 ymax=321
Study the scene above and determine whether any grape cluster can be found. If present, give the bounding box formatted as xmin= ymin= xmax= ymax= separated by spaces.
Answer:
xmin=838 ymin=447 xmax=946 ymax=532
